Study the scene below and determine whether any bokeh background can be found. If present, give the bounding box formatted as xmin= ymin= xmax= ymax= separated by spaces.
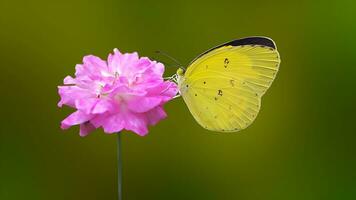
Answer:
xmin=1 ymin=0 xmax=356 ymax=199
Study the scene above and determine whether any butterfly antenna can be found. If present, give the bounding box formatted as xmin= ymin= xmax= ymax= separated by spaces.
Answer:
xmin=155 ymin=50 xmax=186 ymax=71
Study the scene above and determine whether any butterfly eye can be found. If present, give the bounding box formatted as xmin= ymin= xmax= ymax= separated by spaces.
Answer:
xmin=177 ymin=68 xmax=185 ymax=76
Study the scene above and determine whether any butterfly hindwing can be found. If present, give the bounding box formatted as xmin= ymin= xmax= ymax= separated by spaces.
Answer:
xmin=179 ymin=37 xmax=280 ymax=132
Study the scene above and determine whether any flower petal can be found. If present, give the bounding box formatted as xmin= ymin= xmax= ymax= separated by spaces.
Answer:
xmin=127 ymin=96 xmax=162 ymax=113
xmin=107 ymin=48 xmax=122 ymax=73
xmin=80 ymin=55 xmax=109 ymax=80
xmin=150 ymin=61 xmax=165 ymax=77
xmin=146 ymin=106 xmax=167 ymax=125
xmin=83 ymin=55 xmax=107 ymax=70
xmin=75 ymin=98 xmax=99 ymax=114
xmin=63 ymin=76 xmax=76 ymax=84
xmin=101 ymin=114 xmax=125 ymax=133
xmin=57 ymin=86 xmax=92 ymax=107
xmin=79 ymin=122 xmax=96 ymax=137
xmin=123 ymin=112 xmax=148 ymax=136
xmin=92 ymin=99 xmax=116 ymax=114
xmin=61 ymin=111 xmax=93 ymax=129
xmin=119 ymin=52 xmax=139 ymax=74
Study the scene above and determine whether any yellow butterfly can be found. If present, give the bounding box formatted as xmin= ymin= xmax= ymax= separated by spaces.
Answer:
xmin=176 ymin=37 xmax=281 ymax=132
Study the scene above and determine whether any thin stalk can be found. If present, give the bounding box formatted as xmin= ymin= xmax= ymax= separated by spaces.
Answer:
xmin=117 ymin=133 xmax=122 ymax=200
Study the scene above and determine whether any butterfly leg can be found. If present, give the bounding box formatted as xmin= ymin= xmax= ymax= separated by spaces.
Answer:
xmin=164 ymin=74 xmax=179 ymax=84
xmin=172 ymin=94 xmax=181 ymax=99
xmin=164 ymin=74 xmax=176 ymax=80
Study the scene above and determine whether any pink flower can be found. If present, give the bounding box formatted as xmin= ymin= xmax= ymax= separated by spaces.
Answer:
xmin=58 ymin=49 xmax=178 ymax=137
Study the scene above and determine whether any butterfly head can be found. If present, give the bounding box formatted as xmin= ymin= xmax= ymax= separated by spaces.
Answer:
xmin=176 ymin=67 xmax=187 ymax=89
xmin=176 ymin=68 xmax=185 ymax=76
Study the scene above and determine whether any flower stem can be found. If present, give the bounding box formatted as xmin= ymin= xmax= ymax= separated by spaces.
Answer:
xmin=117 ymin=133 xmax=122 ymax=200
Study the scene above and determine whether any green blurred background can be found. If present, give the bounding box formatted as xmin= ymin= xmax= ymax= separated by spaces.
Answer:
xmin=1 ymin=0 xmax=356 ymax=199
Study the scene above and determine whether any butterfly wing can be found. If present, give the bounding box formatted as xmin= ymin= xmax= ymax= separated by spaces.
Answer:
xmin=179 ymin=37 xmax=280 ymax=132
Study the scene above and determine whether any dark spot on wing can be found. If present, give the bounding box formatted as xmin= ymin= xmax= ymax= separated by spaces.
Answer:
xmin=224 ymin=58 xmax=229 ymax=68
xmin=218 ymin=90 xmax=223 ymax=96
xmin=230 ymin=80 xmax=235 ymax=87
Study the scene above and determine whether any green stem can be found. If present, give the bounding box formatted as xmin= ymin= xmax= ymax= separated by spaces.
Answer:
xmin=117 ymin=133 xmax=122 ymax=200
